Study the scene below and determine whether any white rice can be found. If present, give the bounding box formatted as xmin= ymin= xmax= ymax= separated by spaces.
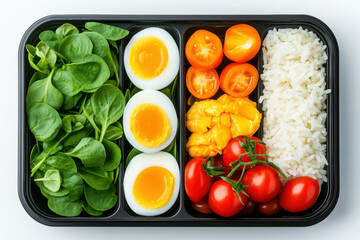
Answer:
xmin=259 ymin=27 xmax=329 ymax=184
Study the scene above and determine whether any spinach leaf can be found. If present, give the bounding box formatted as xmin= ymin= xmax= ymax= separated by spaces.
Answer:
xmin=82 ymin=31 xmax=116 ymax=78
xmin=171 ymin=75 xmax=178 ymax=103
xmin=82 ymin=201 xmax=103 ymax=216
xmin=48 ymin=195 xmax=83 ymax=217
xmin=125 ymin=148 xmax=142 ymax=167
xmin=55 ymin=54 xmax=110 ymax=94
xmin=62 ymin=173 xmax=84 ymax=201
xmin=163 ymin=139 xmax=177 ymax=159
xmin=62 ymin=129 xmax=88 ymax=148
xmin=33 ymin=170 xmax=44 ymax=188
xmin=42 ymin=138 xmax=63 ymax=155
xmin=130 ymin=86 xmax=141 ymax=97
xmin=34 ymin=169 xmax=61 ymax=192
xmin=171 ymin=140 xmax=177 ymax=159
xmin=108 ymin=40 xmax=119 ymax=53
xmin=84 ymin=184 xmax=117 ymax=211
xmin=30 ymin=143 xmax=41 ymax=166
xmin=26 ymin=44 xmax=49 ymax=74
xmin=81 ymin=96 xmax=101 ymax=138
xmin=78 ymin=166 xmax=113 ymax=191
xmin=113 ymin=167 xmax=119 ymax=184
xmin=62 ymin=114 xmax=87 ymax=133
xmin=31 ymin=151 xmax=47 ymax=171
xmin=91 ymin=84 xmax=125 ymax=142
xmin=104 ymin=79 xmax=117 ymax=86
xmin=163 ymin=139 xmax=175 ymax=153
xmin=52 ymin=67 xmax=81 ymax=96
xmin=26 ymin=21 xmax=130 ymax=217
xmin=39 ymin=186 xmax=51 ymax=198
xmin=39 ymin=30 xmax=63 ymax=52
xmin=110 ymin=50 xmax=120 ymax=85
xmin=85 ymin=22 xmax=129 ymax=41
xmin=124 ymin=89 xmax=131 ymax=103
xmin=26 ymin=68 xmax=64 ymax=111
xmin=65 ymin=137 xmax=106 ymax=167
xmin=62 ymin=92 xmax=82 ymax=110
xmin=28 ymin=103 xmax=62 ymax=142
xmin=36 ymin=41 xmax=57 ymax=69
xmin=41 ymin=185 xmax=70 ymax=197
xmin=31 ymin=131 xmax=71 ymax=176
xmin=103 ymin=121 xmax=123 ymax=141
xmin=102 ymin=139 xmax=121 ymax=171
xmin=44 ymin=153 xmax=77 ymax=178
xmin=58 ymin=34 xmax=93 ymax=62
xmin=29 ymin=72 xmax=48 ymax=87
xmin=56 ymin=23 xmax=79 ymax=37
xmin=160 ymin=88 xmax=171 ymax=99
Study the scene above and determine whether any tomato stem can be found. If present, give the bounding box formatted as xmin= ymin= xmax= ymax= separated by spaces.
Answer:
xmin=202 ymin=157 xmax=224 ymax=177
xmin=220 ymin=136 xmax=287 ymax=203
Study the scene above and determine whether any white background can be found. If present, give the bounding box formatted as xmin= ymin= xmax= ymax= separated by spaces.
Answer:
xmin=0 ymin=0 xmax=358 ymax=239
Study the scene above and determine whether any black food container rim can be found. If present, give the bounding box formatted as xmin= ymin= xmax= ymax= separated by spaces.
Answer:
xmin=18 ymin=14 xmax=339 ymax=227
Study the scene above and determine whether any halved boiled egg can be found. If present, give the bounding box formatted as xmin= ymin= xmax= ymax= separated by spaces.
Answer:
xmin=123 ymin=152 xmax=180 ymax=216
xmin=124 ymin=27 xmax=179 ymax=90
xmin=123 ymin=90 xmax=177 ymax=152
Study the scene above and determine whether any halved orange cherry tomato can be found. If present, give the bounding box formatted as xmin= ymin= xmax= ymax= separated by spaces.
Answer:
xmin=186 ymin=66 xmax=220 ymax=99
xmin=224 ymin=24 xmax=261 ymax=63
xmin=220 ymin=63 xmax=259 ymax=98
xmin=185 ymin=30 xmax=223 ymax=70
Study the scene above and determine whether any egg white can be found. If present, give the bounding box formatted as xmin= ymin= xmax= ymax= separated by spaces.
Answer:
xmin=123 ymin=152 xmax=180 ymax=216
xmin=124 ymin=27 xmax=179 ymax=90
xmin=123 ymin=90 xmax=178 ymax=152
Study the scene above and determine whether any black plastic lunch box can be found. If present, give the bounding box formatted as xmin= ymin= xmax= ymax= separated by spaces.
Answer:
xmin=18 ymin=14 xmax=339 ymax=227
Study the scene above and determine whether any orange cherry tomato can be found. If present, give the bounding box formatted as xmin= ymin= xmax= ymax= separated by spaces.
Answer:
xmin=185 ymin=30 xmax=223 ymax=70
xmin=224 ymin=24 xmax=261 ymax=63
xmin=220 ymin=63 xmax=259 ymax=98
xmin=186 ymin=66 xmax=220 ymax=99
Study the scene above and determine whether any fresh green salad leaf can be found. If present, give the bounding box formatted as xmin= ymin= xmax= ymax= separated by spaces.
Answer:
xmin=84 ymin=184 xmax=118 ymax=211
xmin=65 ymin=137 xmax=106 ymax=167
xmin=85 ymin=22 xmax=129 ymax=41
xmin=102 ymin=139 xmax=121 ymax=171
xmin=26 ymin=21 xmax=128 ymax=217
xmin=78 ymin=166 xmax=113 ymax=191
xmin=48 ymin=195 xmax=83 ymax=217
xmin=34 ymin=169 xmax=62 ymax=192
xmin=28 ymin=103 xmax=62 ymax=142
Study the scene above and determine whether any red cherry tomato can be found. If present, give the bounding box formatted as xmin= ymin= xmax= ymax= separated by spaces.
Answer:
xmin=242 ymin=165 xmax=281 ymax=203
xmin=239 ymin=199 xmax=257 ymax=216
xmin=190 ymin=197 xmax=212 ymax=214
xmin=279 ymin=176 xmax=320 ymax=213
xmin=185 ymin=157 xmax=212 ymax=203
xmin=257 ymin=197 xmax=281 ymax=216
xmin=208 ymin=180 xmax=247 ymax=217
xmin=222 ymin=136 xmax=266 ymax=169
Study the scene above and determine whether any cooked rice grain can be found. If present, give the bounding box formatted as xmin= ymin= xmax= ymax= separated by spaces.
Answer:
xmin=259 ymin=27 xmax=329 ymax=183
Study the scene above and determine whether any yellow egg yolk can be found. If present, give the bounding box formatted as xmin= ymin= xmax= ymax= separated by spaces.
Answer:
xmin=129 ymin=36 xmax=168 ymax=80
xmin=133 ymin=166 xmax=175 ymax=209
xmin=129 ymin=103 xmax=171 ymax=148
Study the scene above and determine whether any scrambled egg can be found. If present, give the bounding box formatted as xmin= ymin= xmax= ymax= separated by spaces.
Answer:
xmin=186 ymin=94 xmax=262 ymax=157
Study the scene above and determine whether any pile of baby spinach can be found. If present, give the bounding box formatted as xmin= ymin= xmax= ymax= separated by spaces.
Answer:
xmin=26 ymin=22 xmax=129 ymax=217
